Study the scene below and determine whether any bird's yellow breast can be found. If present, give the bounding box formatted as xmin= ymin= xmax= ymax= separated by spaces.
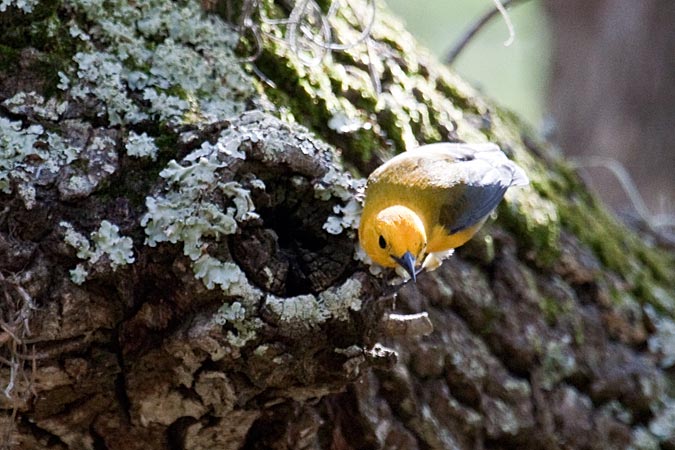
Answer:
xmin=426 ymin=221 xmax=484 ymax=252
xmin=361 ymin=180 xmax=479 ymax=253
xmin=358 ymin=142 xmax=528 ymax=273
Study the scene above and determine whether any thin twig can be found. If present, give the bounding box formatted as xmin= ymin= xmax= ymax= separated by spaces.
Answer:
xmin=0 ymin=272 xmax=36 ymax=402
xmin=445 ymin=0 xmax=531 ymax=65
xmin=493 ymin=0 xmax=515 ymax=46
xmin=569 ymin=156 xmax=675 ymax=232
xmin=0 ymin=324 xmax=21 ymax=345
xmin=250 ymin=64 xmax=277 ymax=88
xmin=239 ymin=0 xmax=380 ymax=92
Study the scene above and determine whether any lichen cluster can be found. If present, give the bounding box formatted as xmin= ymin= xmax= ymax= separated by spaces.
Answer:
xmin=0 ymin=0 xmax=37 ymax=13
xmin=62 ymin=0 xmax=253 ymax=126
xmin=61 ymin=220 xmax=135 ymax=284
xmin=141 ymin=128 xmax=261 ymax=300
xmin=1 ymin=0 xmax=255 ymax=210
xmin=0 ymin=115 xmax=77 ymax=207
xmin=142 ymin=111 xmax=363 ymax=348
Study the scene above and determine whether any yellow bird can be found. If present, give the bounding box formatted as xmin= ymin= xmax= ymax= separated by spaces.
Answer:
xmin=359 ymin=143 xmax=528 ymax=281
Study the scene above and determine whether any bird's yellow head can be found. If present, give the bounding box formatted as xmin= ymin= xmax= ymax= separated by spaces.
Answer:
xmin=359 ymin=205 xmax=426 ymax=281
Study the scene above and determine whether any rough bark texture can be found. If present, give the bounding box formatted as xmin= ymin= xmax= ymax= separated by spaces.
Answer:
xmin=1 ymin=1 xmax=674 ymax=450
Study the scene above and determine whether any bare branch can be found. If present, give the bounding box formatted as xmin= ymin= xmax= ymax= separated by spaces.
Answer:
xmin=445 ymin=0 xmax=532 ymax=65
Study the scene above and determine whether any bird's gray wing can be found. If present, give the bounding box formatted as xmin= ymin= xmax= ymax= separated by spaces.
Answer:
xmin=409 ymin=143 xmax=527 ymax=233
xmin=369 ymin=143 xmax=528 ymax=233
xmin=439 ymin=183 xmax=509 ymax=234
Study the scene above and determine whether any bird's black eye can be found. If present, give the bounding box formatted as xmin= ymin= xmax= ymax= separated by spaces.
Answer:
xmin=378 ymin=235 xmax=387 ymax=249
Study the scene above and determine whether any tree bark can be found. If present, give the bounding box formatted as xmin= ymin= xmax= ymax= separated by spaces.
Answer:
xmin=1 ymin=1 xmax=674 ymax=450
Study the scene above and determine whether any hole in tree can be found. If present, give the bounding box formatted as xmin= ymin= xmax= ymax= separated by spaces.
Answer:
xmin=230 ymin=168 xmax=353 ymax=297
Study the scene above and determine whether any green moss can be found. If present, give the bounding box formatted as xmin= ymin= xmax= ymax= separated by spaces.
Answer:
xmin=0 ymin=2 xmax=69 ymax=49
xmin=434 ymin=73 xmax=481 ymax=116
xmin=341 ymin=127 xmax=379 ymax=166
xmin=244 ymin=0 xmax=674 ymax=317
xmin=0 ymin=45 xmax=20 ymax=71
xmin=538 ymin=295 xmax=572 ymax=326
xmin=558 ymin=203 xmax=625 ymax=270
xmin=557 ymin=198 xmax=674 ymax=298
xmin=248 ymin=3 xmax=463 ymax=171
xmin=375 ymin=106 xmax=407 ymax=154
xmin=253 ymin=44 xmax=387 ymax=172
xmin=255 ymin=49 xmax=331 ymax=129
xmin=0 ymin=2 xmax=77 ymax=96
xmin=31 ymin=52 xmax=71 ymax=97
xmin=0 ymin=0 xmax=60 ymax=49
xmin=497 ymin=184 xmax=561 ymax=267
xmin=637 ymin=246 xmax=674 ymax=285
xmin=536 ymin=165 xmax=675 ymax=316
xmin=153 ymin=130 xmax=179 ymax=159
xmin=491 ymin=108 xmax=674 ymax=312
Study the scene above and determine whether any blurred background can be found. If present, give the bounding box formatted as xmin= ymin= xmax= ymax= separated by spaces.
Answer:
xmin=387 ymin=0 xmax=549 ymax=127
xmin=386 ymin=0 xmax=675 ymax=243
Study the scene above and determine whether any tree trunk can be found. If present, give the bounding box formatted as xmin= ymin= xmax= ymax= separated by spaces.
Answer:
xmin=1 ymin=1 xmax=673 ymax=449
xmin=545 ymin=0 xmax=675 ymax=226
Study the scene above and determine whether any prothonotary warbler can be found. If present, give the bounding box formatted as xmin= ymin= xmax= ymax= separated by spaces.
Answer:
xmin=359 ymin=142 xmax=529 ymax=281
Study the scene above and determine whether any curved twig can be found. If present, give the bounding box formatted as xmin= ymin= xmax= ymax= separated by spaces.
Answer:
xmin=569 ymin=156 xmax=675 ymax=232
xmin=445 ymin=0 xmax=532 ymax=65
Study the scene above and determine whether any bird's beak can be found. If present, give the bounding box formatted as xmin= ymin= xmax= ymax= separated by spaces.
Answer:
xmin=392 ymin=251 xmax=417 ymax=282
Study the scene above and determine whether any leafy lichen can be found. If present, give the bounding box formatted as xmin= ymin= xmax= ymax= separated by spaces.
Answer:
xmin=125 ymin=131 xmax=159 ymax=161
xmin=0 ymin=0 xmax=38 ymax=14
xmin=0 ymin=117 xmax=78 ymax=201
xmin=213 ymin=301 xmax=263 ymax=349
xmin=58 ymin=0 xmax=253 ymax=126
xmin=317 ymin=165 xmax=365 ymax=236
xmin=648 ymin=398 xmax=675 ymax=444
xmin=61 ymin=220 xmax=135 ymax=284
xmin=142 ymin=148 xmax=257 ymax=260
xmin=263 ymin=277 xmax=363 ymax=327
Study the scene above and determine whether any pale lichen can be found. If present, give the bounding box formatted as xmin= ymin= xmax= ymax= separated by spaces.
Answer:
xmin=0 ymin=117 xmax=78 ymax=199
xmin=323 ymin=199 xmax=362 ymax=235
xmin=0 ymin=0 xmax=38 ymax=13
xmin=141 ymin=121 xmax=270 ymax=349
xmin=649 ymin=399 xmax=675 ymax=443
xmin=319 ymin=278 xmax=362 ymax=321
xmin=125 ymin=131 xmax=159 ymax=160
xmin=142 ymin=155 xmax=257 ymax=261
xmin=143 ymin=110 xmax=364 ymax=338
xmin=62 ymin=0 xmax=253 ymax=126
xmin=327 ymin=111 xmax=369 ymax=134
xmin=57 ymin=133 xmax=119 ymax=200
xmin=644 ymin=305 xmax=675 ymax=369
xmin=630 ymin=427 xmax=660 ymax=450
xmin=61 ymin=220 xmax=135 ymax=284
xmin=2 ymin=92 xmax=68 ymax=121
xmin=0 ymin=0 xmax=254 ymax=211
xmin=500 ymin=183 xmax=561 ymax=266
xmin=264 ymin=294 xmax=329 ymax=329
xmin=317 ymin=166 xmax=365 ymax=236
xmin=263 ymin=277 xmax=363 ymax=328
xmin=213 ymin=301 xmax=263 ymax=349
xmin=193 ymin=255 xmax=260 ymax=300
xmin=70 ymin=51 xmax=148 ymax=125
